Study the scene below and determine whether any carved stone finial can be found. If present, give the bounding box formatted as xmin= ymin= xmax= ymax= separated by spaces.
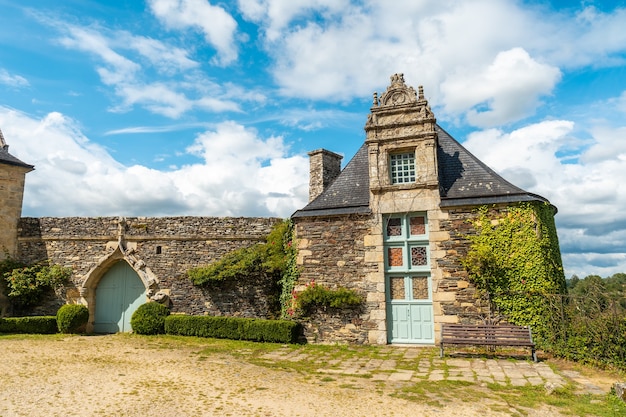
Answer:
xmin=372 ymin=92 xmax=379 ymax=106
xmin=378 ymin=73 xmax=418 ymax=107
xmin=117 ymin=216 xmax=128 ymax=253
xmin=390 ymin=73 xmax=405 ymax=86
xmin=418 ymin=85 xmax=424 ymax=100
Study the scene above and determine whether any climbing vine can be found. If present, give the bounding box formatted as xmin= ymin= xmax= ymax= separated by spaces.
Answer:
xmin=462 ymin=203 xmax=566 ymax=336
xmin=277 ymin=221 xmax=300 ymax=319
xmin=187 ymin=219 xmax=300 ymax=319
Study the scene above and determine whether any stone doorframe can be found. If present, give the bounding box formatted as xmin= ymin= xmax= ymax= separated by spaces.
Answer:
xmin=77 ymin=242 xmax=160 ymax=333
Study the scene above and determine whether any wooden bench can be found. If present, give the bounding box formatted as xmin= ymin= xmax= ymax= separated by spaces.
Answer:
xmin=440 ymin=323 xmax=537 ymax=362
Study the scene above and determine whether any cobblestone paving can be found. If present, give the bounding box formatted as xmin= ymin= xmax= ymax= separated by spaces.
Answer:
xmin=259 ymin=346 xmax=605 ymax=394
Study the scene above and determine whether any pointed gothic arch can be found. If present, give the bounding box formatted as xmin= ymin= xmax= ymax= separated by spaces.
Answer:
xmin=79 ymin=244 xmax=159 ymax=332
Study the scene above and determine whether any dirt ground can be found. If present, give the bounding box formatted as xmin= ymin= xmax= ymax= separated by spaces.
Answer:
xmin=0 ymin=335 xmax=617 ymax=417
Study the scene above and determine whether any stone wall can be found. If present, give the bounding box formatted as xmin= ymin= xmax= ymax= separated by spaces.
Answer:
xmin=17 ymin=216 xmax=281 ymax=318
xmin=295 ymin=214 xmax=380 ymax=344
xmin=435 ymin=206 xmax=515 ymax=323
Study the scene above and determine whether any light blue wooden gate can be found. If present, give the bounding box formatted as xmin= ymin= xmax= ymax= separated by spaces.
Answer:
xmin=384 ymin=213 xmax=434 ymax=344
xmin=94 ymin=261 xmax=146 ymax=333
xmin=388 ymin=275 xmax=434 ymax=343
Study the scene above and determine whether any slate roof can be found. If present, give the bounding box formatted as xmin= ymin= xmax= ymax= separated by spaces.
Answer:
xmin=292 ymin=143 xmax=371 ymax=218
xmin=0 ymin=130 xmax=34 ymax=170
xmin=292 ymin=124 xmax=550 ymax=218
xmin=436 ymin=125 xmax=549 ymax=208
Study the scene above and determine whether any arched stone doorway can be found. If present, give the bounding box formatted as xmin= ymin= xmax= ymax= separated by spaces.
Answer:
xmin=94 ymin=260 xmax=146 ymax=333
xmin=79 ymin=243 xmax=159 ymax=333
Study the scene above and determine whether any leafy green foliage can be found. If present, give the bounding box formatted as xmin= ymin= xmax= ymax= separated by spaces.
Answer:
xmin=1 ymin=259 xmax=71 ymax=310
xmin=164 ymin=315 xmax=302 ymax=343
xmin=0 ymin=316 xmax=58 ymax=334
xmin=56 ymin=304 xmax=89 ymax=334
xmin=568 ymin=273 xmax=626 ymax=310
xmin=188 ymin=220 xmax=295 ymax=285
xmin=187 ymin=244 xmax=265 ymax=283
xmin=295 ymin=281 xmax=362 ymax=316
xmin=130 ymin=302 xmax=170 ymax=335
xmin=542 ymin=273 xmax=626 ymax=370
xmin=462 ymin=203 xmax=566 ymax=337
xmin=187 ymin=219 xmax=300 ymax=319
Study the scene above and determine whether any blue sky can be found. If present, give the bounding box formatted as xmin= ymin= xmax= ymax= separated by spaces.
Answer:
xmin=1 ymin=0 xmax=625 ymax=279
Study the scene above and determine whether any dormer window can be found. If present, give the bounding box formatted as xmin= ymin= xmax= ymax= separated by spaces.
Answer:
xmin=390 ymin=152 xmax=415 ymax=184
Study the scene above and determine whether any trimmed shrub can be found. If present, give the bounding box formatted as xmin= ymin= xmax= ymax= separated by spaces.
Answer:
xmin=296 ymin=282 xmax=362 ymax=316
xmin=56 ymin=304 xmax=89 ymax=334
xmin=164 ymin=315 xmax=302 ymax=343
xmin=0 ymin=316 xmax=57 ymax=334
xmin=130 ymin=302 xmax=170 ymax=335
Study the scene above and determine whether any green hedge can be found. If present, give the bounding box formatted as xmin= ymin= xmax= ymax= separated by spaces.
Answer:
xmin=57 ymin=304 xmax=89 ymax=334
xmin=165 ymin=315 xmax=302 ymax=343
xmin=0 ymin=316 xmax=58 ymax=334
xmin=131 ymin=302 xmax=170 ymax=335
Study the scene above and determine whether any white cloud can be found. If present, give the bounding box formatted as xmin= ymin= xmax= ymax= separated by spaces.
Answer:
xmin=148 ymin=0 xmax=238 ymax=65
xmin=463 ymin=120 xmax=626 ymax=278
xmin=0 ymin=107 xmax=308 ymax=218
xmin=121 ymin=33 xmax=199 ymax=74
xmin=441 ymin=48 xmax=561 ymax=127
xmin=53 ymin=22 xmax=246 ymax=118
xmin=238 ymin=0 xmax=350 ymax=41
xmin=547 ymin=6 xmax=626 ymax=68
xmin=249 ymin=0 xmax=626 ymax=126
xmin=0 ymin=69 xmax=30 ymax=88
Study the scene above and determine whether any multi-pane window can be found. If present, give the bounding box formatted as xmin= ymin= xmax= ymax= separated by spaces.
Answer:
xmin=384 ymin=213 xmax=429 ymax=270
xmin=390 ymin=153 xmax=416 ymax=184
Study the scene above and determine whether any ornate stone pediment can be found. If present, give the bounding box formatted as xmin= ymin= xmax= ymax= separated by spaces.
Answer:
xmin=377 ymin=73 xmax=418 ymax=107
xmin=366 ymin=73 xmax=436 ymax=138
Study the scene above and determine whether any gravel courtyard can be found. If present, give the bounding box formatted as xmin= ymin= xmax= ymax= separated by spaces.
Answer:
xmin=0 ymin=334 xmax=617 ymax=417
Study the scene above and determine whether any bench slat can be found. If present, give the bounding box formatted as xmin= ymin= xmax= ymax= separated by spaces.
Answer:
xmin=440 ymin=323 xmax=537 ymax=362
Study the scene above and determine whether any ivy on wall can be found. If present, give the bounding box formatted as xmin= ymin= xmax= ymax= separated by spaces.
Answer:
xmin=462 ymin=203 xmax=566 ymax=336
xmin=187 ymin=219 xmax=300 ymax=319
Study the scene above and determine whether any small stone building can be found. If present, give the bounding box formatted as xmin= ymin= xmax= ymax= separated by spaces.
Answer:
xmin=292 ymin=74 xmax=558 ymax=345
xmin=0 ymin=74 xmax=561 ymax=344
xmin=0 ymin=130 xmax=33 ymax=261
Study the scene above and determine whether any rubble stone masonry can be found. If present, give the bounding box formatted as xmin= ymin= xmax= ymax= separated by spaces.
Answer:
xmin=17 ymin=216 xmax=281 ymax=318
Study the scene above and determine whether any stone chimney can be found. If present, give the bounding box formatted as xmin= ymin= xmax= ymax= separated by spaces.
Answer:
xmin=307 ymin=149 xmax=343 ymax=202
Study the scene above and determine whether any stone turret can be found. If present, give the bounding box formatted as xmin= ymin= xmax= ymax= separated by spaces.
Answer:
xmin=0 ymin=129 xmax=34 ymax=260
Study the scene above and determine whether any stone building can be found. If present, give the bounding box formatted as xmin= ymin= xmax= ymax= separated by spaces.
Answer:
xmin=0 ymin=74 xmax=561 ymax=344
xmin=0 ymin=129 xmax=33 ymax=261
xmin=292 ymin=74 xmax=558 ymax=345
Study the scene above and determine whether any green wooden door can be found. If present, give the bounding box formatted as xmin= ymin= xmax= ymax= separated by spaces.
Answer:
xmin=384 ymin=213 xmax=434 ymax=344
xmin=94 ymin=261 xmax=146 ymax=333
xmin=388 ymin=275 xmax=434 ymax=343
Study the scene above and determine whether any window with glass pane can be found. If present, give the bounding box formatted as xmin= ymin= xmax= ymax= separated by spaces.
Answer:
xmin=409 ymin=216 xmax=426 ymax=236
xmin=390 ymin=153 xmax=415 ymax=184
xmin=410 ymin=246 xmax=428 ymax=266
xmin=390 ymin=277 xmax=406 ymax=300
xmin=387 ymin=247 xmax=404 ymax=267
xmin=386 ymin=218 xmax=402 ymax=237
xmin=411 ymin=276 xmax=429 ymax=300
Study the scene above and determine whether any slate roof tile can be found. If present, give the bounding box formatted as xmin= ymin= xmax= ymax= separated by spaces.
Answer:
xmin=292 ymin=124 xmax=551 ymax=218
